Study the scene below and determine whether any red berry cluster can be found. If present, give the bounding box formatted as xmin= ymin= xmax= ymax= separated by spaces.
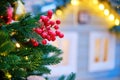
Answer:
xmin=32 ymin=10 xmax=64 ymax=46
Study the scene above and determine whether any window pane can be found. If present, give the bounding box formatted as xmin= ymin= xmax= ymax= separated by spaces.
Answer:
xmin=94 ymin=38 xmax=101 ymax=62
xmin=103 ymin=38 xmax=109 ymax=62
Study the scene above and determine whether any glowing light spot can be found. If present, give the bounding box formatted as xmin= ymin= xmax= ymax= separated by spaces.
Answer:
xmin=115 ymin=19 xmax=119 ymax=25
xmin=56 ymin=9 xmax=62 ymax=16
xmin=99 ymin=4 xmax=104 ymax=10
xmin=16 ymin=43 xmax=20 ymax=48
xmin=93 ymin=0 xmax=98 ymax=4
xmin=25 ymin=56 xmax=28 ymax=60
xmin=6 ymin=73 xmax=12 ymax=79
xmin=109 ymin=14 xmax=114 ymax=21
xmin=104 ymin=9 xmax=109 ymax=16
xmin=71 ymin=0 xmax=79 ymax=6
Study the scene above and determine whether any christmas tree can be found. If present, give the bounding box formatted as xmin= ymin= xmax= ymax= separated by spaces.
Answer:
xmin=0 ymin=0 xmax=75 ymax=80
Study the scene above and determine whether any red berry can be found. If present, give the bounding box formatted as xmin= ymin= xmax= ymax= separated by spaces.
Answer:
xmin=30 ymin=38 xmax=36 ymax=43
xmin=49 ymin=20 xmax=55 ymax=26
xmin=40 ymin=26 xmax=44 ymax=29
xmin=47 ymin=10 xmax=53 ymax=15
xmin=40 ymin=15 xmax=46 ymax=20
xmin=41 ymin=39 xmax=47 ymax=45
xmin=41 ymin=32 xmax=47 ymax=38
xmin=50 ymin=31 xmax=56 ymax=37
xmin=51 ymin=36 xmax=56 ymax=41
xmin=48 ymin=30 xmax=53 ymax=35
xmin=45 ymin=21 xmax=50 ymax=26
xmin=46 ymin=26 xmax=50 ymax=30
xmin=46 ymin=35 xmax=51 ymax=41
xmin=43 ymin=16 xmax=49 ymax=23
xmin=47 ymin=15 xmax=52 ymax=19
xmin=33 ymin=41 xmax=39 ymax=47
xmin=55 ymin=30 xmax=61 ymax=36
xmin=34 ymin=28 xmax=43 ymax=35
xmin=56 ymin=19 xmax=61 ymax=24
xmin=59 ymin=32 xmax=64 ymax=38
xmin=54 ymin=25 xmax=59 ymax=29
xmin=47 ymin=10 xmax=53 ymax=18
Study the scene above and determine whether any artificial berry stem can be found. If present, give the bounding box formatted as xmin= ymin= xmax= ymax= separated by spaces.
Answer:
xmin=33 ymin=10 xmax=64 ymax=45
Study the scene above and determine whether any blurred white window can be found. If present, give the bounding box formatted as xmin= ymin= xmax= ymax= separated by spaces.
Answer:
xmin=88 ymin=32 xmax=116 ymax=72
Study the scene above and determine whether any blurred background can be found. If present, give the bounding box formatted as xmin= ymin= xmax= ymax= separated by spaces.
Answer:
xmin=24 ymin=0 xmax=120 ymax=80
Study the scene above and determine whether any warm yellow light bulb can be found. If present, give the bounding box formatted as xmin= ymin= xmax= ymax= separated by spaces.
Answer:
xmin=6 ymin=73 xmax=12 ymax=79
xmin=104 ymin=9 xmax=109 ymax=16
xmin=99 ymin=4 xmax=104 ymax=10
xmin=16 ymin=43 xmax=20 ymax=48
xmin=10 ymin=32 xmax=16 ymax=36
xmin=109 ymin=14 xmax=114 ymax=21
xmin=71 ymin=0 xmax=79 ymax=6
xmin=115 ymin=19 xmax=119 ymax=25
xmin=56 ymin=9 xmax=62 ymax=16
xmin=7 ymin=74 xmax=12 ymax=79
xmin=25 ymin=56 xmax=28 ymax=60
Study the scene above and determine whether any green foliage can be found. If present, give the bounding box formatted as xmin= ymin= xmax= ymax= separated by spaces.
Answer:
xmin=0 ymin=13 xmax=63 ymax=79
xmin=58 ymin=75 xmax=66 ymax=80
xmin=0 ymin=30 xmax=15 ymax=55
xmin=58 ymin=73 xmax=76 ymax=80
xmin=0 ymin=0 xmax=75 ymax=80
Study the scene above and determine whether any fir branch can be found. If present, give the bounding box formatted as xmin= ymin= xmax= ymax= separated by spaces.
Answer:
xmin=0 ymin=41 xmax=15 ymax=53
xmin=0 ymin=30 xmax=15 ymax=54
xmin=58 ymin=75 xmax=66 ymax=80
xmin=3 ymin=55 xmax=21 ymax=66
xmin=0 ymin=30 xmax=9 ymax=45
xmin=33 ymin=66 xmax=51 ymax=74
xmin=4 ymin=14 xmax=42 ymax=43
xmin=66 ymin=73 xmax=76 ymax=80
xmin=26 ymin=66 xmax=51 ymax=76
xmin=10 ymin=68 xmax=27 ymax=79
xmin=41 ymin=56 xmax=62 ymax=65
xmin=38 ymin=44 xmax=63 ymax=56
xmin=58 ymin=73 xmax=76 ymax=80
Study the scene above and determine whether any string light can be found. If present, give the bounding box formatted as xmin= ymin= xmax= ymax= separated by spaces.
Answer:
xmin=16 ymin=42 xmax=20 ymax=48
xmin=10 ymin=32 xmax=16 ymax=36
xmin=6 ymin=72 xmax=12 ymax=79
xmin=104 ymin=9 xmax=109 ymax=16
xmin=109 ymin=14 xmax=114 ymax=21
xmin=115 ymin=19 xmax=119 ymax=25
xmin=93 ymin=0 xmax=120 ymax=25
xmin=99 ymin=4 xmax=104 ymax=10
xmin=71 ymin=0 xmax=79 ymax=6
xmin=25 ymin=56 xmax=28 ymax=60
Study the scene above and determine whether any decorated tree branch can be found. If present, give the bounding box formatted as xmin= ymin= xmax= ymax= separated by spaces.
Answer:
xmin=0 ymin=0 xmax=76 ymax=80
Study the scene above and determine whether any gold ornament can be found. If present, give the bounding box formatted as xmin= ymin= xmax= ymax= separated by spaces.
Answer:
xmin=13 ymin=0 xmax=26 ymax=20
